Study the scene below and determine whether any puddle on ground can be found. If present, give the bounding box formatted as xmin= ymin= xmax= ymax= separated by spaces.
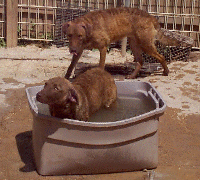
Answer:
xmin=36 ymin=92 xmax=156 ymax=122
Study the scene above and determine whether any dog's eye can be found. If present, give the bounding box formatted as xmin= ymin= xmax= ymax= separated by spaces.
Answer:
xmin=67 ymin=34 xmax=72 ymax=38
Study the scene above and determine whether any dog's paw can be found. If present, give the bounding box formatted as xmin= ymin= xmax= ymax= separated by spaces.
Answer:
xmin=163 ymin=70 xmax=169 ymax=76
xmin=125 ymin=74 xmax=137 ymax=79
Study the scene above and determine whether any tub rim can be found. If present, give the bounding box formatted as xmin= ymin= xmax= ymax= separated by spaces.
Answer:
xmin=26 ymin=80 xmax=166 ymax=128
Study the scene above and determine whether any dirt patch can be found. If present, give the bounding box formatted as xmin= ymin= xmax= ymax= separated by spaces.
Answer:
xmin=0 ymin=45 xmax=199 ymax=179
xmin=174 ymin=73 xmax=185 ymax=79
xmin=184 ymin=69 xmax=197 ymax=74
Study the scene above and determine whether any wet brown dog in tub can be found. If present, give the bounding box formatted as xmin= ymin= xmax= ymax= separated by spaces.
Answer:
xmin=36 ymin=68 xmax=117 ymax=121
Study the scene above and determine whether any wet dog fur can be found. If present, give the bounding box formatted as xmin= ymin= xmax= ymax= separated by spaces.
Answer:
xmin=62 ymin=7 xmax=177 ymax=79
xmin=36 ymin=68 xmax=117 ymax=121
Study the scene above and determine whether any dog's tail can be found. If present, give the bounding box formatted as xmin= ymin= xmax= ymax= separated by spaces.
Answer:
xmin=156 ymin=28 xmax=194 ymax=47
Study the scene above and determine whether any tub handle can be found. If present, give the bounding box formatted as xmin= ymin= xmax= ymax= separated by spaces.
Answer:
xmin=148 ymin=91 xmax=159 ymax=109
xmin=31 ymin=96 xmax=38 ymax=113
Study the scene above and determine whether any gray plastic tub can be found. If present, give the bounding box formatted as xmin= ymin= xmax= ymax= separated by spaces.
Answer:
xmin=26 ymin=81 xmax=166 ymax=176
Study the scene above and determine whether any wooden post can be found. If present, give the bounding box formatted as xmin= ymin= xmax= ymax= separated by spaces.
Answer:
xmin=6 ymin=0 xmax=18 ymax=47
xmin=121 ymin=0 xmax=130 ymax=57
xmin=121 ymin=37 xmax=127 ymax=57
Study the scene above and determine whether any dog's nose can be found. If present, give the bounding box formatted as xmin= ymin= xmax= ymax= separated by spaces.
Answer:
xmin=70 ymin=48 xmax=78 ymax=55
xmin=71 ymin=49 xmax=76 ymax=53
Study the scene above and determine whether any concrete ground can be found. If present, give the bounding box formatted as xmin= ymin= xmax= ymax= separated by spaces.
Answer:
xmin=0 ymin=45 xmax=199 ymax=180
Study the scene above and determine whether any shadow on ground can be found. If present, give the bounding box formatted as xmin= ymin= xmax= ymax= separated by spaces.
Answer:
xmin=15 ymin=131 xmax=36 ymax=172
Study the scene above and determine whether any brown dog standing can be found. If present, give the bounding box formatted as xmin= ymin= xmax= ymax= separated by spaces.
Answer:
xmin=36 ymin=68 xmax=117 ymax=121
xmin=62 ymin=7 xmax=179 ymax=79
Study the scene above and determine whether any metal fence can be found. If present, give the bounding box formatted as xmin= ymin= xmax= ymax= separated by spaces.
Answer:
xmin=0 ymin=0 xmax=5 ymax=40
xmin=129 ymin=0 xmax=200 ymax=48
xmin=18 ymin=0 xmax=58 ymax=41
xmin=0 ymin=0 xmax=199 ymax=48
xmin=17 ymin=0 xmax=115 ymax=42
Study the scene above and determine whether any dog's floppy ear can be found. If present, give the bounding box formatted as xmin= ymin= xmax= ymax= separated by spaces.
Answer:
xmin=68 ymin=88 xmax=79 ymax=105
xmin=80 ymin=22 xmax=92 ymax=37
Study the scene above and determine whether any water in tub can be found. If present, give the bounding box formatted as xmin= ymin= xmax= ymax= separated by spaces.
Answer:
xmin=35 ymin=92 xmax=155 ymax=122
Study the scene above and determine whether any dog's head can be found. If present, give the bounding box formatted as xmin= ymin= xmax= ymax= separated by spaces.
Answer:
xmin=62 ymin=21 xmax=92 ymax=55
xmin=36 ymin=77 xmax=79 ymax=106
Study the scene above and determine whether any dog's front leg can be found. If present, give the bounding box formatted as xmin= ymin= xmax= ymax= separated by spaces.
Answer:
xmin=98 ymin=46 xmax=107 ymax=68
xmin=65 ymin=51 xmax=83 ymax=79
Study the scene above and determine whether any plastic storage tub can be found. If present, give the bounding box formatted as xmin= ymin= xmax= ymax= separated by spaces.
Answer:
xmin=26 ymin=81 xmax=166 ymax=175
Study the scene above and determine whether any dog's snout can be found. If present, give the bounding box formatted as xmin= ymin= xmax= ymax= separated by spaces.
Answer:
xmin=70 ymin=49 xmax=76 ymax=53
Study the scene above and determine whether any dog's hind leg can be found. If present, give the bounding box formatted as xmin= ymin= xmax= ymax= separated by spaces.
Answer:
xmin=137 ymin=25 xmax=169 ymax=76
xmin=65 ymin=50 xmax=83 ymax=79
xmin=142 ymin=43 xmax=169 ymax=76
xmin=126 ymin=37 xmax=143 ymax=79
xmin=104 ymin=90 xmax=117 ymax=108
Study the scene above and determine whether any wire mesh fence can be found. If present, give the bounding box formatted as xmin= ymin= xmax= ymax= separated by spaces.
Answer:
xmin=18 ymin=0 xmax=58 ymax=41
xmin=128 ymin=0 xmax=200 ymax=48
xmin=0 ymin=0 xmax=199 ymax=48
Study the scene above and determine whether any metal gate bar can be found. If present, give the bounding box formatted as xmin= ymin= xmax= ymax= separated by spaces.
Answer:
xmin=0 ymin=0 xmax=5 ymax=39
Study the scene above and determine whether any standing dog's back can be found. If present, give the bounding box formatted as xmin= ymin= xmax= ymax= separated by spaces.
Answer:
xmin=76 ymin=8 xmax=159 ymax=44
